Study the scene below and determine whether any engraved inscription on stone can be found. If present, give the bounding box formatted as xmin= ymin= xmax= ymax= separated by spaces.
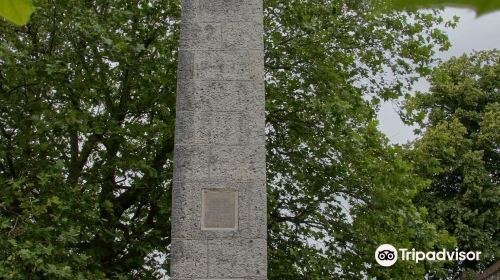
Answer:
xmin=201 ymin=189 xmax=238 ymax=230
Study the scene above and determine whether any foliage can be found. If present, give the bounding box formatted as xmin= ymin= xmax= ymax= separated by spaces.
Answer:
xmin=390 ymin=0 xmax=500 ymax=16
xmin=264 ymin=0 xmax=456 ymax=278
xmin=1 ymin=0 xmax=458 ymax=279
xmin=404 ymin=50 xmax=500 ymax=278
xmin=0 ymin=0 xmax=179 ymax=278
xmin=0 ymin=0 xmax=35 ymax=26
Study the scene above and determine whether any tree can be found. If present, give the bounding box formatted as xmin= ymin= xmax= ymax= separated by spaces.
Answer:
xmin=404 ymin=50 xmax=499 ymax=278
xmin=1 ymin=0 xmax=455 ymax=279
xmin=0 ymin=1 xmax=179 ymax=278
xmin=264 ymin=1 xmax=457 ymax=278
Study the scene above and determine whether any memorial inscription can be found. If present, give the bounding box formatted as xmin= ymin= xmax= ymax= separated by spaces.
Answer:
xmin=201 ymin=189 xmax=238 ymax=230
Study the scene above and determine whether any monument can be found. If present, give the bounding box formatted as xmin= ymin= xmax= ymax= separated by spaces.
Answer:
xmin=171 ymin=0 xmax=267 ymax=279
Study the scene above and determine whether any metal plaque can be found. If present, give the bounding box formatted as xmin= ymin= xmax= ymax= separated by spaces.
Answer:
xmin=201 ymin=189 xmax=238 ymax=230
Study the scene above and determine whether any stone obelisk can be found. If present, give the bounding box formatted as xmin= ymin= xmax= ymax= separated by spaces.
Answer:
xmin=171 ymin=0 xmax=267 ymax=279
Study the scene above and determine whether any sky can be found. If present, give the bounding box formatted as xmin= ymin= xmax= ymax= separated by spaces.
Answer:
xmin=377 ymin=7 xmax=500 ymax=144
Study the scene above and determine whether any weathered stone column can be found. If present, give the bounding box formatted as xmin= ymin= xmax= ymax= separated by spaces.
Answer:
xmin=171 ymin=0 xmax=266 ymax=279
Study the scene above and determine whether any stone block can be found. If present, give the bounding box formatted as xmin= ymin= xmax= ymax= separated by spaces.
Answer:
xmin=211 ymin=112 xmax=242 ymax=145
xmin=175 ymin=79 xmax=198 ymax=111
xmin=208 ymin=239 xmax=267 ymax=278
xmin=180 ymin=0 xmax=197 ymax=22
xmin=175 ymin=111 xmax=212 ymax=145
xmin=176 ymin=80 xmax=264 ymax=112
xmin=177 ymin=51 xmax=195 ymax=80
xmin=171 ymin=181 xmax=200 ymax=239
xmin=173 ymin=110 xmax=265 ymax=146
xmin=180 ymin=22 xmax=222 ymax=50
xmin=194 ymin=50 xmax=264 ymax=81
xmin=210 ymin=146 xmax=266 ymax=181
xmin=173 ymin=145 xmax=210 ymax=181
xmin=211 ymin=111 xmax=265 ymax=146
xmin=222 ymin=22 xmax=263 ymax=50
xmin=195 ymin=0 xmax=262 ymax=23
xmin=171 ymin=239 xmax=208 ymax=279
xmin=240 ymin=110 xmax=265 ymax=145
xmin=239 ymin=183 xmax=267 ymax=238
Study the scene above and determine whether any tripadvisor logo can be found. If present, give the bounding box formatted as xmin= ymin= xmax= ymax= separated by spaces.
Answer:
xmin=375 ymin=244 xmax=482 ymax=267
xmin=375 ymin=244 xmax=398 ymax=267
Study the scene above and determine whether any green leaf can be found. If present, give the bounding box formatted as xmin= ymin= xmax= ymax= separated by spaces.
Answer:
xmin=390 ymin=0 xmax=500 ymax=16
xmin=0 ymin=0 xmax=35 ymax=26
xmin=48 ymin=196 xmax=61 ymax=206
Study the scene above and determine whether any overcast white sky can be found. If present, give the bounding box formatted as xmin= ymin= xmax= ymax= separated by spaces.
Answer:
xmin=378 ymin=8 xmax=500 ymax=144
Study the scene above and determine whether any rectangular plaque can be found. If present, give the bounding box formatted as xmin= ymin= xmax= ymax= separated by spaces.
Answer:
xmin=201 ymin=189 xmax=238 ymax=230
